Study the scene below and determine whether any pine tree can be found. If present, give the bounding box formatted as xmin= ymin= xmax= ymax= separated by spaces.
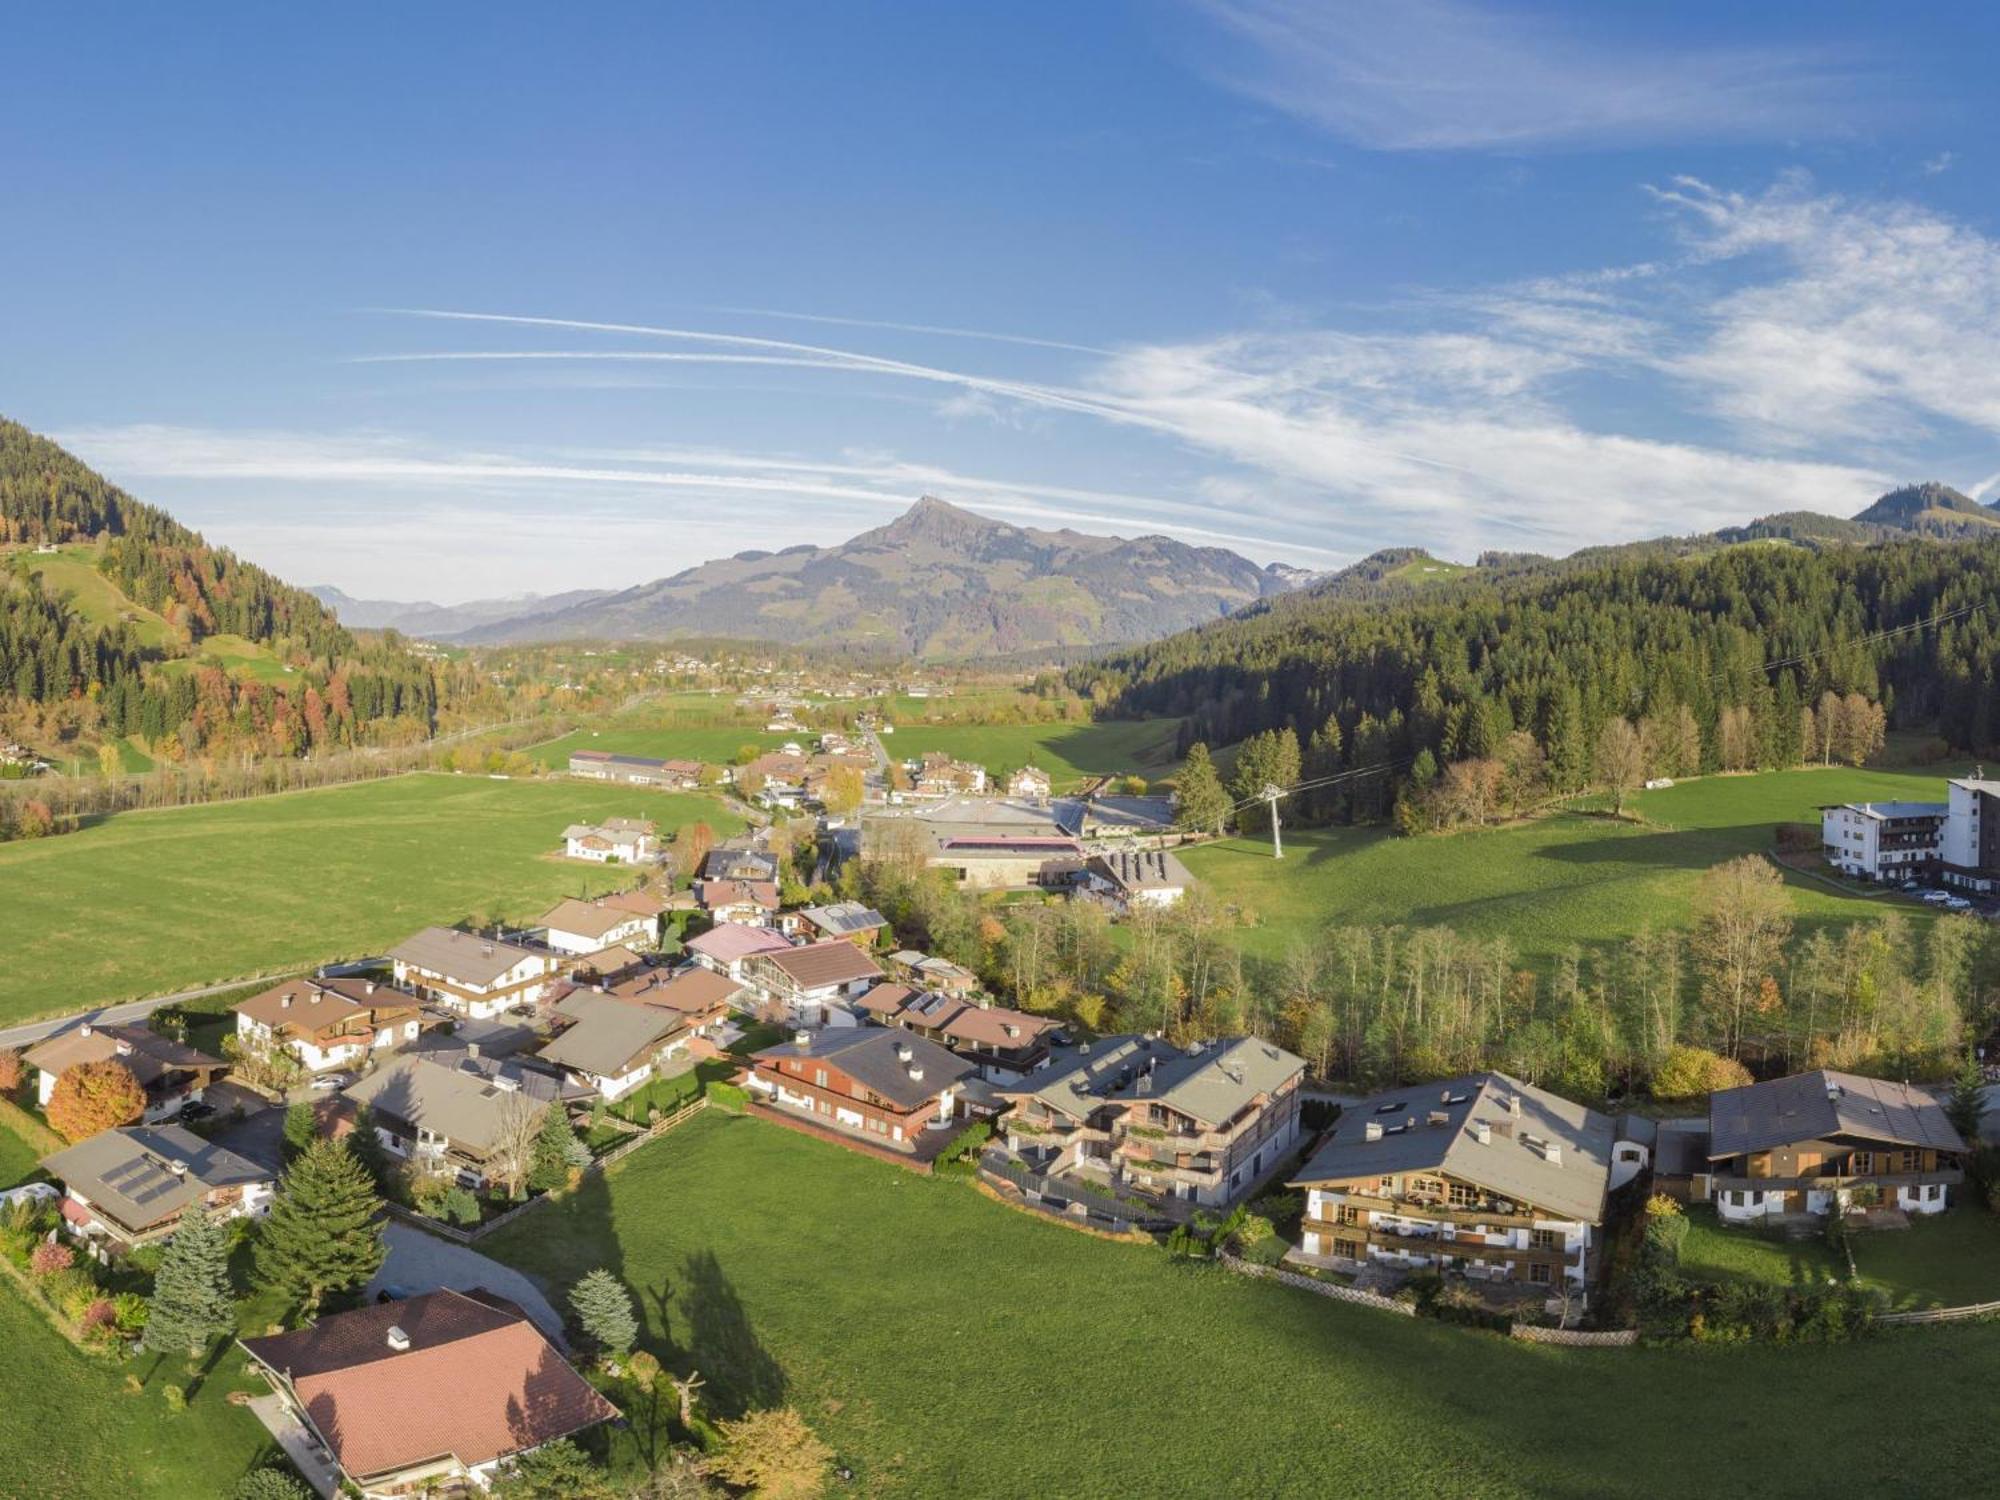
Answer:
xmin=281 ymin=1101 xmax=317 ymax=1163
xmin=345 ymin=1104 xmax=391 ymax=1190
xmin=253 ymin=1138 xmax=385 ymax=1310
xmin=1946 ymin=1053 xmax=1986 ymax=1145
xmin=141 ymin=1205 xmax=235 ymax=1361
xmin=528 ymin=1107 xmax=582 ymax=1194
xmin=568 ymin=1267 xmax=639 ymax=1355
xmin=1174 ymin=742 xmax=1230 ymax=836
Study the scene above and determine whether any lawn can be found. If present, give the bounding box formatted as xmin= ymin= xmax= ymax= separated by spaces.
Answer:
xmin=523 ymin=725 xmax=802 ymax=770
xmin=0 ymin=772 xmax=741 ymax=1026
xmin=488 ymin=1111 xmax=2000 ymax=1499
xmin=1185 ymin=763 xmax=1964 ymax=969
xmin=1677 ymin=1203 xmax=2000 ymax=1311
xmin=885 ymin=716 xmax=1185 ymax=789
xmin=0 ymin=1280 xmax=276 ymax=1498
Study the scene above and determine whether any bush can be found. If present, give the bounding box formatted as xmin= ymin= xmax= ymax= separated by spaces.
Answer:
xmin=439 ymin=1185 xmax=482 ymax=1226
xmin=113 ymin=1290 xmax=151 ymax=1334
xmin=80 ymin=1298 xmax=120 ymax=1343
xmin=1649 ymin=1046 xmax=1752 ymax=1101
xmin=161 ymin=1383 xmax=186 ymax=1413
xmin=29 ymin=1240 xmax=74 ymax=1277
xmin=626 ymin=1348 xmax=661 ymax=1392
xmin=233 ymin=1470 xmax=313 ymax=1500
xmin=706 ymin=1082 xmax=749 ymax=1113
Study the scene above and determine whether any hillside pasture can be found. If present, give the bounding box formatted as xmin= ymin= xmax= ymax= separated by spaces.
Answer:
xmin=1184 ymin=763 xmax=1963 ymax=967
xmin=0 ymin=773 xmax=739 ymax=1024
xmin=885 ymin=716 xmax=1184 ymax=789
xmin=23 ymin=544 xmax=174 ymax=649
xmin=489 ymin=1109 xmax=2000 ymax=1499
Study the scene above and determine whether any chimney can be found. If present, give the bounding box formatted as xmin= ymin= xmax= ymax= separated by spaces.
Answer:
xmin=167 ymin=1159 xmax=188 ymax=1177
xmin=385 ymin=1325 xmax=411 ymax=1352
xmin=280 ymin=994 xmax=292 ymax=1008
xmin=1364 ymin=1121 xmax=1384 ymax=1143
xmin=907 ymin=1065 xmax=924 ymax=1082
xmin=365 ymin=982 xmax=377 ymax=996
xmin=896 ymin=1043 xmax=914 ymax=1063
xmin=79 ymin=1022 xmax=94 ymax=1037
xmin=464 ymin=1043 xmax=480 ymax=1061
xmin=1473 ymin=1122 xmax=1492 ymax=1145
xmin=1545 ymin=1143 xmax=1563 ymax=1167
xmin=793 ymin=1029 xmax=811 ymax=1050
xmin=1507 ymin=1094 xmax=1521 ymax=1117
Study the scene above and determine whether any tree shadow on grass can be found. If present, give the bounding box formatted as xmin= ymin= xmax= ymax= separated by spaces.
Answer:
xmin=652 ymin=1247 xmax=785 ymax=1420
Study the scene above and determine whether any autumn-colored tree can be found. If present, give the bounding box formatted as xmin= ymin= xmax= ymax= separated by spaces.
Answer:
xmin=680 ymin=821 xmax=716 ymax=878
xmin=47 ymin=1059 xmax=147 ymax=1142
xmin=0 ymin=1048 xmax=23 ymax=1094
xmin=708 ymin=1407 xmax=834 ymax=1500
xmin=1649 ymin=1044 xmax=1753 ymax=1100
xmin=1594 ymin=717 xmax=1646 ymax=817
xmin=1690 ymin=856 xmax=1793 ymax=1058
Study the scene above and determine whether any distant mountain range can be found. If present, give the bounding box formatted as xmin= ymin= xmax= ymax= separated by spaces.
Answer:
xmin=307 ymin=585 xmax=614 ymax=638
xmin=415 ymin=497 xmax=1308 ymax=655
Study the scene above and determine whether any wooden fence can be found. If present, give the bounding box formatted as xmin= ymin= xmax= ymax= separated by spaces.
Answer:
xmin=391 ymin=1095 xmax=710 ymax=1246
xmin=1876 ymin=1299 xmax=2000 ymax=1326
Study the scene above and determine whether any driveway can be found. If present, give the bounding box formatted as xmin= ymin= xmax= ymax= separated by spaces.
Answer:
xmin=212 ymin=1096 xmax=287 ymax=1175
xmin=367 ymin=1220 xmax=569 ymax=1348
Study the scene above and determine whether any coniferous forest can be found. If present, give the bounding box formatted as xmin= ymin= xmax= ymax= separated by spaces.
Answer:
xmin=0 ymin=418 xmax=449 ymax=764
xmin=1077 ymin=536 xmax=2000 ymax=817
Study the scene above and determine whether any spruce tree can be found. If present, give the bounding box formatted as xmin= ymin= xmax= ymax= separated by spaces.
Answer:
xmin=253 ymin=1138 xmax=385 ymax=1310
xmin=142 ymin=1204 xmax=236 ymax=1361
xmin=280 ymin=1101 xmax=317 ymax=1164
xmin=1174 ymin=742 xmax=1229 ymax=836
xmin=528 ymin=1107 xmax=582 ymax=1194
xmin=568 ymin=1267 xmax=638 ymax=1355
xmin=1946 ymin=1053 xmax=1986 ymax=1145
xmin=345 ymin=1105 xmax=391 ymax=1191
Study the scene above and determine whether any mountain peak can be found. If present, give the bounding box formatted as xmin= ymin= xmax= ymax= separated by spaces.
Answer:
xmin=872 ymin=495 xmax=1006 ymax=547
xmin=1854 ymin=481 xmax=1989 ymax=526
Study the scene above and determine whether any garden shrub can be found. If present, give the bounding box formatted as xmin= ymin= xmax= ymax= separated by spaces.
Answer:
xmin=29 ymin=1240 xmax=74 ymax=1277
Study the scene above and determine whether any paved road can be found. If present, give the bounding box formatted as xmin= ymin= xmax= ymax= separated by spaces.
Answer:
xmin=368 ymin=1220 xmax=569 ymax=1347
xmin=0 ymin=973 xmax=292 ymax=1052
xmin=0 ymin=957 xmax=390 ymax=1054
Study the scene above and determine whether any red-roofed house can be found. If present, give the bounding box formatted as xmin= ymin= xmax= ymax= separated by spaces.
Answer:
xmin=685 ymin=923 xmax=794 ymax=982
xmin=240 ymin=1289 xmax=618 ymax=1496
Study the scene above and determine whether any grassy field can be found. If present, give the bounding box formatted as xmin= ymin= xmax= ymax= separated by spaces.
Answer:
xmin=1186 ymin=763 xmax=1963 ymax=967
xmin=1679 ymin=1204 xmax=2000 ymax=1310
xmin=488 ymin=1111 xmax=2000 ymax=1499
xmin=523 ymin=724 xmax=802 ymax=770
xmin=0 ymin=1282 xmax=275 ymax=1498
xmin=0 ymin=773 xmax=740 ymax=1025
xmin=885 ymin=717 xmax=1184 ymax=788
xmin=23 ymin=544 xmax=174 ymax=650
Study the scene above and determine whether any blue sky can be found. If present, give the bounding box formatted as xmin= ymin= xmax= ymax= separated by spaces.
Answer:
xmin=4 ymin=1 xmax=1998 ymax=600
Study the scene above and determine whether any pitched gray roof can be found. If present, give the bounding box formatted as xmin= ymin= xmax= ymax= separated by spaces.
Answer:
xmin=343 ymin=1055 xmax=548 ymax=1153
xmin=1090 ymin=849 xmax=1193 ymax=892
xmin=801 ymin=901 xmax=888 ymax=937
xmin=1291 ymin=1072 xmax=1613 ymax=1225
xmin=537 ymin=993 xmax=683 ymax=1078
xmin=389 ymin=927 xmax=543 ymax=987
xmin=1012 ymin=1034 xmax=1304 ymax=1130
xmin=41 ymin=1124 xmax=270 ymax=1231
xmin=1707 ymin=1069 xmax=1965 ymax=1159
xmin=755 ymin=1028 xmax=976 ymax=1111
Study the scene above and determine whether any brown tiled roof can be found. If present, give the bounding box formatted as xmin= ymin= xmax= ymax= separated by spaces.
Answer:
xmin=538 ymin=898 xmax=640 ymax=941
xmin=23 ymin=1024 xmax=222 ymax=1088
xmin=600 ymin=887 xmax=669 ymax=917
xmin=695 ymin=879 xmax=779 ymax=911
xmin=759 ymin=941 xmax=884 ymax=990
xmin=242 ymin=1291 xmax=617 ymax=1480
xmin=611 ymin=966 xmax=742 ymax=1017
xmin=234 ymin=977 xmax=418 ymax=1035
xmin=939 ymin=1002 xmax=1058 ymax=1050
xmin=856 ymin=982 xmax=915 ymax=1018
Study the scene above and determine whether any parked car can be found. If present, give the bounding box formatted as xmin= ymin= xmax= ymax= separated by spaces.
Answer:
xmin=1945 ymin=896 xmax=1973 ymax=910
xmin=177 ymin=1100 xmax=216 ymax=1122
xmin=309 ymin=1073 xmax=352 ymax=1092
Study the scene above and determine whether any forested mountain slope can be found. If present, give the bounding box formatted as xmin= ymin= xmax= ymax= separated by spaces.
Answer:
xmin=0 ymin=418 xmax=442 ymax=761
xmin=1078 ymin=534 xmax=2000 ymax=814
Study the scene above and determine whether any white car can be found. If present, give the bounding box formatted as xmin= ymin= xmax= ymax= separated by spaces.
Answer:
xmin=309 ymin=1073 xmax=352 ymax=1092
xmin=0 ymin=1182 xmax=57 ymax=1211
xmin=1945 ymin=897 xmax=1974 ymax=910
xmin=1920 ymin=891 xmax=1951 ymax=904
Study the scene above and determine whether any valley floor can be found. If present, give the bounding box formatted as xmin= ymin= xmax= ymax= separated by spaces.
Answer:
xmin=0 ymin=772 xmax=739 ymax=1026
xmin=1184 ymin=762 xmax=1964 ymax=968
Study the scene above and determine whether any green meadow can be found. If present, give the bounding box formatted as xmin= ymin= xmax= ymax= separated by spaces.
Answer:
xmin=1185 ymin=763 xmax=1964 ymax=967
xmin=489 ymin=1109 xmax=2000 ymax=1499
xmin=884 ymin=716 xmax=1185 ymax=789
xmin=0 ymin=773 xmax=739 ymax=1025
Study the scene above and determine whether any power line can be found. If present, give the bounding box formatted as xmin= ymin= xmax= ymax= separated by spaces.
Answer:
xmin=1711 ymin=602 xmax=1980 ymax=683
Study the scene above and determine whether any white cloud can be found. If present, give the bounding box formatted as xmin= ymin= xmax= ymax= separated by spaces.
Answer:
xmin=1649 ymin=176 xmax=2000 ymax=448
xmin=1186 ymin=0 xmax=1870 ymax=151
